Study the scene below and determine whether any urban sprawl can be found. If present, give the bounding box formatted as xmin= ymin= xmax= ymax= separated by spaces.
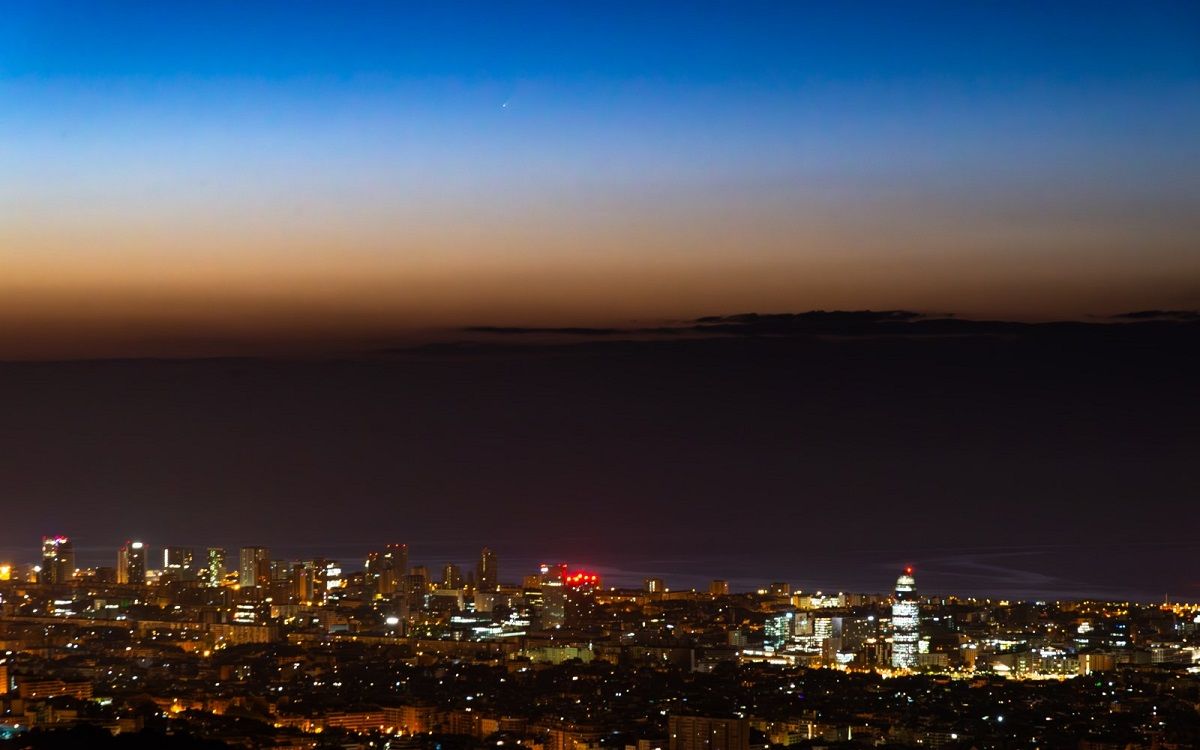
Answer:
xmin=0 ymin=537 xmax=1198 ymax=748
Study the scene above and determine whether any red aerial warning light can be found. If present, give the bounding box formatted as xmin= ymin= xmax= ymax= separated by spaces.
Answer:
xmin=904 ymin=566 xmax=914 ymax=575
xmin=562 ymin=570 xmax=601 ymax=587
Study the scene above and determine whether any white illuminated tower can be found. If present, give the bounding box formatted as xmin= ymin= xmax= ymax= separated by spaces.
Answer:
xmin=891 ymin=567 xmax=919 ymax=670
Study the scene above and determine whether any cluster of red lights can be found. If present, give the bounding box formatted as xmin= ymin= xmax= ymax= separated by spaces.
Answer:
xmin=563 ymin=570 xmax=600 ymax=587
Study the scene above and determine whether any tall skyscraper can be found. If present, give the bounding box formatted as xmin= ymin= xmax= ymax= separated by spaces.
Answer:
xmin=539 ymin=575 xmax=566 ymax=629
xmin=239 ymin=546 xmax=270 ymax=588
xmin=564 ymin=570 xmax=601 ymax=626
xmin=40 ymin=536 xmax=75 ymax=584
xmin=162 ymin=547 xmax=196 ymax=582
xmin=117 ymin=541 xmax=145 ymax=585
xmin=366 ymin=543 xmax=408 ymax=597
xmin=891 ymin=567 xmax=919 ymax=670
xmin=477 ymin=547 xmax=497 ymax=592
xmin=205 ymin=548 xmax=227 ymax=587
xmin=385 ymin=543 xmax=408 ymax=593
xmin=441 ymin=563 xmax=463 ymax=589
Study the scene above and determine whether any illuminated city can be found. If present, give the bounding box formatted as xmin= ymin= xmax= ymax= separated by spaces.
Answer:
xmin=4 ymin=1 xmax=1199 ymax=748
xmin=0 ymin=538 xmax=1198 ymax=747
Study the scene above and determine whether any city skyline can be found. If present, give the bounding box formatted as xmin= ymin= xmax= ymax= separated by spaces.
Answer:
xmin=8 ymin=533 xmax=1196 ymax=604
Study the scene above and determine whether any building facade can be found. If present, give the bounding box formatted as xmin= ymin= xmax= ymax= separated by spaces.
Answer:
xmin=239 ymin=546 xmax=270 ymax=588
xmin=891 ymin=567 xmax=919 ymax=670
xmin=669 ymin=715 xmax=750 ymax=750
xmin=40 ymin=536 xmax=75 ymax=584
xmin=117 ymin=541 xmax=145 ymax=585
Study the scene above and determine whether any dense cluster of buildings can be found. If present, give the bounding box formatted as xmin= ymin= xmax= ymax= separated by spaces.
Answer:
xmin=0 ymin=536 xmax=1198 ymax=748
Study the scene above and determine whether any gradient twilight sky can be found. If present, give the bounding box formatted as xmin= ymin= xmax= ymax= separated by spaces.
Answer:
xmin=3 ymin=2 xmax=1199 ymax=357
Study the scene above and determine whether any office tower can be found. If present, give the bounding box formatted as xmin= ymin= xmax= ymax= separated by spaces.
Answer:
xmin=644 ymin=577 xmax=665 ymax=593
xmin=389 ymin=543 xmax=409 ymax=571
xmin=323 ymin=561 xmax=344 ymax=598
xmin=367 ymin=543 xmax=407 ymax=597
xmin=768 ymin=582 xmax=791 ymax=596
xmin=270 ymin=559 xmax=292 ymax=583
xmin=40 ymin=536 xmax=75 ymax=584
xmin=384 ymin=543 xmax=408 ymax=595
xmin=117 ymin=541 xmax=145 ymax=585
xmin=441 ymin=563 xmax=463 ymax=589
xmin=407 ymin=565 xmax=429 ymax=599
xmin=817 ymin=616 xmax=844 ymax=664
xmin=539 ymin=576 xmax=567 ymax=629
xmin=205 ymin=548 xmax=227 ymax=587
xmin=239 ymin=546 xmax=270 ymax=588
xmin=294 ymin=562 xmax=315 ymax=604
xmin=365 ymin=551 xmax=384 ymax=591
xmin=162 ymin=547 xmax=195 ymax=582
xmin=668 ymin=716 xmax=750 ymax=750
xmin=891 ymin=567 xmax=919 ymax=670
xmin=764 ymin=611 xmax=794 ymax=651
xmin=293 ymin=558 xmax=336 ymax=605
xmin=841 ymin=615 xmax=879 ymax=653
xmin=564 ymin=570 xmax=600 ymax=626
xmin=709 ymin=579 xmax=730 ymax=596
xmin=402 ymin=571 xmax=428 ymax=611
xmin=477 ymin=547 xmax=497 ymax=592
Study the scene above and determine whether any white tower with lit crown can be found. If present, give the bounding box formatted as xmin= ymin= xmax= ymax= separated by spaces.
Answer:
xmin=891 ymin=567 xmax=919 ymax=670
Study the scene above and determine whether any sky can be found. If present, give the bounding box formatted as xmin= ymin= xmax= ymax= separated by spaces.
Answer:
xmin=2 ymin=1 xmax=1199 ymax=358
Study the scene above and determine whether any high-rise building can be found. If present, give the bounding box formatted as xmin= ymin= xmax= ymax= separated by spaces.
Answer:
xmin=403 ymin=570 xmax=429 ymax=610
xmin=709 ymin=579 xmax=730 ymax=596
xmin=477 ymin=547 xmax=497 ymax=592
xmin=117 ymin=541 xmax=145 ymax=585
xmin=239 ymin=546 xmax=270 ymax=588
xmin=764 ymin=611 xmax=794 ymax=651
xmin=270 ymin=559 xmax=292 ymax=583
xmin=366 ymin=543 xmax=407 ymax=597
xmin=40 ymin=536 xmax=75 ymax=585
xmin=891 ymin=567 xmax=919 ymax=670
xmin=205 ymin=548 xmax=227 ymax=587
xmin=441 ymin=563 xmax=463 ymax=589
xmin=385 ymin=543 xmax=408 ymax=594
xmin=292 ymin=558 xmax=340 ymax=605
xmin=668 ymin=716 xmax=750 ymax=750
xmin=294 ymin=561 xmax=317 ymax=604
xmin=539 ymin=576 xmax=567 ymax=629
xmin=162 ymin=547 xmax=195 ymax=582
xmin=564 ymin=570 xmax=601 ymax=626
xmin=644 ymin=577 xmax=666 ymax=593
xmin=365 ymin=551 xmax=384 ymax=590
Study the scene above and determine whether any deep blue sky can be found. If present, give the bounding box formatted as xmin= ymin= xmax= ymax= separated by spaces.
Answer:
xmin=6 ymin=2 xmax=1198 ymax=83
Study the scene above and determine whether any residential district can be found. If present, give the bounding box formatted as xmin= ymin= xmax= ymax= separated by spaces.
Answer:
xmin=0 ymin=537 xmax=1197 ymax=749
